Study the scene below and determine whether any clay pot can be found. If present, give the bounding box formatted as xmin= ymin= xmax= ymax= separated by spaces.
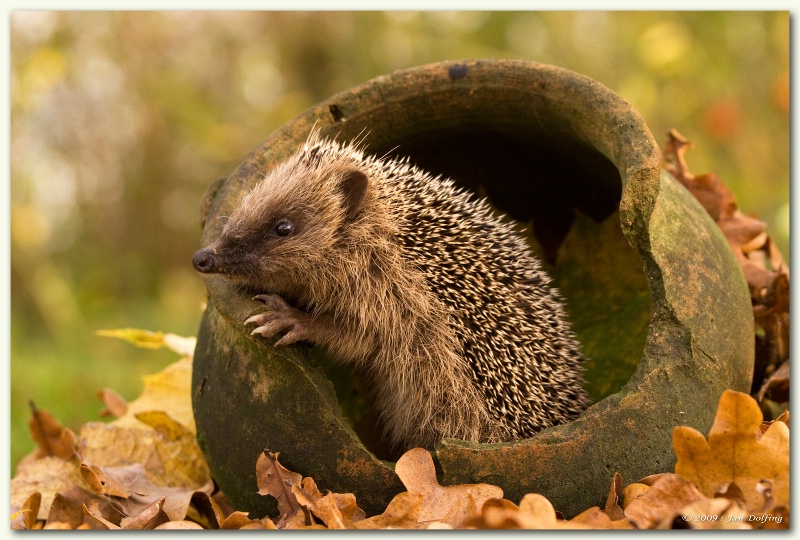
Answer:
xmin=191 ymin=59 xmax=753 ymax=518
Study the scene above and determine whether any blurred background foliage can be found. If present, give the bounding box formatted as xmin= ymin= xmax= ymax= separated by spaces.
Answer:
xmin=10 ymin=11 xmax=790 ymax=468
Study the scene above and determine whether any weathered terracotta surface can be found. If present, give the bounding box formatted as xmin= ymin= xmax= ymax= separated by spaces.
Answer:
xmin=191 ymin=59 xmax=753 ymax=518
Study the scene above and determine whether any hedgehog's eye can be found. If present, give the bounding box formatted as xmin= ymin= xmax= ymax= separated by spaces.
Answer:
xmin=274 ymin=219 xmax=295 ymax=237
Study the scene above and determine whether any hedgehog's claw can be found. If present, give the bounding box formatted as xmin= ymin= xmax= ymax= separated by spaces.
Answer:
xmin=246 ymin=294 xmax=311 ymax=346
xmin=252 ymin=293 xmax=292 ymax=311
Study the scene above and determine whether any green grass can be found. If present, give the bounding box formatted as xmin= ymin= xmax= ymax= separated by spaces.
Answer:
xmin=10 ymin=310 xmax=202 ymax=471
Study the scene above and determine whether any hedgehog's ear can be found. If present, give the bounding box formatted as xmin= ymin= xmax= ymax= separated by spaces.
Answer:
xmin=337 ymin=168 xmax=370 ymax=222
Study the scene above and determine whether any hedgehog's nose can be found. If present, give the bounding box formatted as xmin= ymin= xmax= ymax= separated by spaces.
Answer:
xmin=192 ymin=248 xmax=217 ymax=274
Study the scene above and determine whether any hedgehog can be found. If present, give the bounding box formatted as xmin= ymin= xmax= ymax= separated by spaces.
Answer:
xmin=192 ymin=131 xmax=590 ymax=451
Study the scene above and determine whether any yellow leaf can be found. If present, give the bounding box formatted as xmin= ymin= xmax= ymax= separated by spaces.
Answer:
xmin=113 ymin=356 xmax=196 ymax=433
xmin=79 ymin=414 xmax=210 ymax=489
xmin=673 ymin=389 xmax=789 ymax=512
xmin=96 ymin=328 xmax=196 ymax=357
xmin=96 ymin=328 xmax=167 ymax=349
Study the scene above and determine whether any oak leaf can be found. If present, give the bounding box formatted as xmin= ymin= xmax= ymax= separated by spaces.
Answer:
xmin=569 ymin=506 xmax=612 ymax=528
xmin=80 ymin=460 xmax=215 ymax=523
xmin=603 ymin=471 xmax=624 ymax=520
xmin=23 ymin=402 xmax=79 ymax=463
xmin=255 ymin=450 xmax=302 ymax=519
xmin=677 ymin=497 xmax=750 ymax=529
xmin=9 ymin=492 xmax=41 ymax=530
xmin=430 ymin=493 xmax=479 ymax=528
xmin=97 ymin=388 xmax=128 ymax=418
xmin=46 ymin=486 xmax=120 ymax=529
xmin=624 ymin=473 xmax=706 ymax=529
xmin=673 ymin=389 xmax=789 ymax=513
xmin=290 ymin=477 xmax=366 ymax=528
xmin=10 ymin=455 xmax=87 ymax=521
xmin=394 ymin=447 xmax=503 ymax=523
xmin=352 ymin=492 xmax=424 ymax=529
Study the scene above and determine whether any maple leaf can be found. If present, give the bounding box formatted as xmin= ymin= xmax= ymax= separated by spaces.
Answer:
xmin=672 ymin=390 xmax=789 ymax=514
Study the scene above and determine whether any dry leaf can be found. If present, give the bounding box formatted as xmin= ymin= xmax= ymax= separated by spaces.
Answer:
xmin=188 ymin=490 xmax=226 ymax=529
xmin=256 ymin=450 xmax=302 ymax=518
xmin=154 ymin=520 xmax=205 ymax=529
xmin=517 ymin=493 xmax=555 ymax=525
xmin=10 ymin=455 xmax=87 ymax=521
xmin=220 ymin=511 xmax=259 ymax=529
xmin=96 ymin=329 xmax=196 ymax=356
xmin=46 ymin=486 xmax=121 ymax=529
xmin=621 ymin=482 xmax=650 ymax=510
xmin=603 ymin=471 xmax=624 ymax=520
xmin=624 ymin=474 xmax=705 ymax=529
xmin=461 ymin=493 xmax=585 ymax=530
xmin=760 ymin=409 xmax=789 ymax=434
xmin=24 ymin=402 xmax=78 ymax=462
xmin=569 ymin=506 xmax=612 ymax=528
xmin=97 ymin=388 xmax=128 ymax=418
xmin=78 ymin=356 xmax=210 ymax=490
xmin=119 ymin=496 xmax=171 ymax=529
xmin=673 ymin=497 xmax=750 ymax=529
xmin=82 ymin=503 xmax=120 ymax=530
xmin=352 ymin=492 xmax=424 ymax=529
xmin=611 ymin=517 xmax=636 ymax=529
xmin=757 ymin=360 xmax=789 ymax=403
xmin=437 ymin=493 xmax=479 ymax=528
xmin=80 ymin=460 xmax=214 ymax=522
xmin=80 ymin=463 xmax=132 ymax=498
xmin=42 ymin=521 xmax=74 ymax=529
xmin=394 ymin=447 xmax=503 ymax=523
xmin=673 ymin=390 xmax=789 ymax=513
xmin=78 ymin=418 xmax=210 ymax=490
xmin=308 ymin=493 xmax=348 ymax=529
xmin=113 ymin=355 xmax=196 ymax=433
xmin=10 ymin=491 xmax=41 ymax=530
xmin=288 ymin=476 xmax=365 ymax=528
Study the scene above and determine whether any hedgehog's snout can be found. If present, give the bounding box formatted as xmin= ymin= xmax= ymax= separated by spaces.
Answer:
xmin=192 ymin=248 xmax=218 ymax=274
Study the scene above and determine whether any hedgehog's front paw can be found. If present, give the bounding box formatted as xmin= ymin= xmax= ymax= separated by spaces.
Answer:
xmin=245 ymin=294 xmax=314 ymax=346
